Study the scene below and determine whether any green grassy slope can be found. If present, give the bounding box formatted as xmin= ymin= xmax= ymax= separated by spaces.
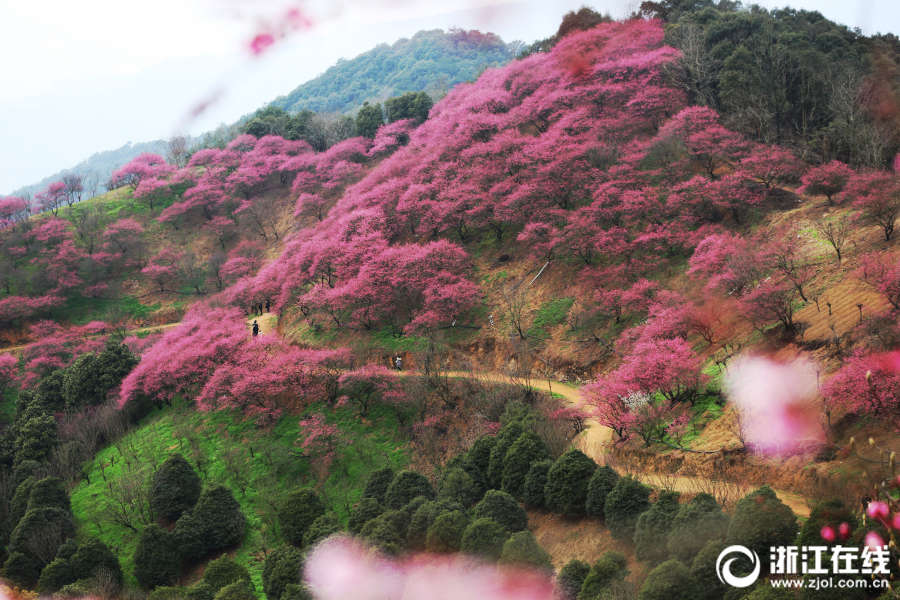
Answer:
xmin=70 ymin=399 xmax=409 ymax=592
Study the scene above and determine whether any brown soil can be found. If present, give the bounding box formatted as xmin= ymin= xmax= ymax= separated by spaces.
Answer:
xmin=528 ymin=508 xmax=642 ymax=575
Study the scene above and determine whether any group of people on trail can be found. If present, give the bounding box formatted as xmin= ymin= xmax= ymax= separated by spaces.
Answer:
xmin=248 ymin=299 xmax=272 ymax=336
xmin=248 ymin=299 xmax=270 ymax=317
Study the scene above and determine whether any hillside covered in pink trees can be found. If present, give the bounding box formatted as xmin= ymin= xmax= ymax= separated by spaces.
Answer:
xmin=5 ymin=7 xmax=900 ymax=599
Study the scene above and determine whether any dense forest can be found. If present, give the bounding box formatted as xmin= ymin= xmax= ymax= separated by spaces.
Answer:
xmin=3 ymin=3 xmax=900 ymax=600
xmin=270 ymin=28 xmax=521 ymax=115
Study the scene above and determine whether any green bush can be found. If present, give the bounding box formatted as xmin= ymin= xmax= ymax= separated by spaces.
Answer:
xmin=407 ymin=499 xmax=465 ymax=550
xmin=544 ymin=449 xmax=598 ymax=516
xmin=1 ymin=551 xmax=39 ymax=590
xmin=194 ymin=485 xmax=246 ymax=551
xmin=303 ymin=512 xmax=342 ymax=548
xmin=151 ymin=453 xmax=203 ymax=520
xmin=438 ymin=467 xmax=481 ymax=507
xmin=9 ymin=506 xmax=75 ymax=566
xmin=62 ymin=340 xmax=138 ymax=412
xmin=689 ymin=539 xmax=728 ymax=600
xmin=27 ymin=477 xmax=70 ymax=513
xmin=380 ymin=509 xmax=411 ymax=540
xmin=486 ymin=422 xmax=525 ymax=489
xmin=634 ymin=491 xmax=680 ymax=565
xmin=577 ymin=551 xmax=629 ymax=600
xmin=558 ymin=559 xmax=591 ymax=600
xmin=13 ymin=460 xmax=42 ymax=487
xmin=385 ymin=91 xmax=433 ymax=125
xmin=472 ymin=490 xmax=528 ymax=533
xmin=638 ymin=559 xmax=701 ymax=600
xmin=173 ymin=513 xmax=210 ymax=559
xmin=281 ymin=583 xmax=313 ymax=600
xmin=9 ymin=476 xmax=35 ymax=529
xmin=70 ymin=537 xmax=122 ymax=583
xmin=15 ymin=413 xmax=59 ymax=466
xmin=185 ymin=582 xmax=216 ymax=600
xmin=425 ymin=510 xmax=471 ymax=553
xmin=441 ymin=455 xmax=488 ymax=504
xmin=401 ymin=496 xmax=430 ymax=517
xmin=384 ymin=471 xmax=436 ymax=510
xmin=468 ymin=436 xmax=497 ymax=476
xmin=460 ymin=518 xmax=509 ymax=562
xmin=356 ymin=102 xmax=385 ymax=139
xmin=213 ymin=580 xmax=256 ymax=600
xmin=148 ymin=586 xmax=185 ymax=600
xmin=348 ymin=497 xmax=384 ymax=534
xmin=278 ymin=488 xmax=327 ymax=546
xmin=361 ymin=517 xmax=406 ymax=555
xmin=203 ymin=555 xmax=251 ymax=595
xmin=584 ymin=466 xmax=619 ymax=519
xmin=501 ymin=431 xmax=551 ymax=500
xmin=37 ymin=558 xmax=75 ymax=594
xmin=133 ymin=523 xmax=182 ymax=590
xmin=362 ymin=467 xmax=395 ymax=504
xmin=56 ymin=539 xmax=79 ymax=561
xmin=604 ymin=475 xmax=651 ymax=541
xmin=727 ymin=486 xmax=799 ymax=559
xmin=522 ymin=460 xmax=552 ymax=508
xmin=499 ymin=531 xmax=552 ymax=571
xmin=262 ymin=544 xmax=303 ymax=600
xmin=667 ymin=493 xmax=730 ymax=564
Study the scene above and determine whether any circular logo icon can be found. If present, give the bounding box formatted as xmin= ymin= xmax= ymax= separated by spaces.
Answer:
xmin=716 ymin=545 xmax=761 ymax=588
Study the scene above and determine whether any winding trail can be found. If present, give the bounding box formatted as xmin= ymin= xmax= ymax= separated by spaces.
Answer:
xmin=439 ymin=370 xmax=810 ymax=517
xmin=1 ymin=316 xmax=810 ymax=516
xmin=248 ymin=312 xmax=277 ymax=335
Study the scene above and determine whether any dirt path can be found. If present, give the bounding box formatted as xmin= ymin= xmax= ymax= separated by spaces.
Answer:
xmin=440 ymin=370 xmax=810 ymax=517
xmin=1 ymin=320 xmax=809 ymax=516
xmin=247 ymin=312 xmax=277 ymax=335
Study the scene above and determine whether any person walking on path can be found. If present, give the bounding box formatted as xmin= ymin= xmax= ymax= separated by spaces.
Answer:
xmin=252 ymin=320 xmax=259 ymax=337
xmin=395 ymin=356 xmax=402 ymax=371
xmin=265 ymin=299 xmax=271 ymax=313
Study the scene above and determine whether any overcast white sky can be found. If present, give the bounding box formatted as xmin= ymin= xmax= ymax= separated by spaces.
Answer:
xmin=1 ymin=0 xmax=898 ymax=194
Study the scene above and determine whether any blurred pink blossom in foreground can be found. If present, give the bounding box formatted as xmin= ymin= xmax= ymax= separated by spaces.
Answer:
xmin=305 ymin=536 xmax=556 ymax=600
xmin=726 ymin=356 xmax=824 ymax=453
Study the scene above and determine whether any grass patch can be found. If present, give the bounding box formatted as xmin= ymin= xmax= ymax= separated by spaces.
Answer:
xmin=55 ymin=295 xmax=161 ymax=325
xmin=528 ymin=297 xmax=574 ymax=338
xmin=79 ymin=184 xmax=187 ymax=219
xmin=481 ymin=271 xmax=508 ymax=284
xmin=69 ymin=400 xmax=409 ymax=592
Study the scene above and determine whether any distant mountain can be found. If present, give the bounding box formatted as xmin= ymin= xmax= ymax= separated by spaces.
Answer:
xmin=10 ymin=28 xmax=520 ymax=198
xmin=271 ymin=28 xmax=521 ymax=115
xmin=10 ymin=140 xmax=164 ymax=198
